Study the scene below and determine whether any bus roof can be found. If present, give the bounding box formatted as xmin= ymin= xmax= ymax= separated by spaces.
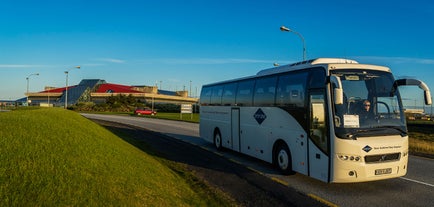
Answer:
xmin=203 ymin=58 xmax=391 ymax=87
xmin=257 ymin=58 xmax=391 ymax=76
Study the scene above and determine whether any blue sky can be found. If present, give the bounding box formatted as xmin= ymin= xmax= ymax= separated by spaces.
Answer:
xmin=1 ymin=0 xmax=434 ymax=108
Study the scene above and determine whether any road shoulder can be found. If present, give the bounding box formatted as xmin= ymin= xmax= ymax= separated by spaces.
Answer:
xmin=92 ymin=119 xmax=325 ymax=207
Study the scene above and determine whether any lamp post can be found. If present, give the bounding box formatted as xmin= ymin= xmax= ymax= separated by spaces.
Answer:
xmin=280 ymin=25 xmax=307 ymax=61
xmin=189 ymin=80 xmax=192 ymax=98
xmin=64 ymin=66 xmax=80 ymax=109
xmin=26 ymin=73 xmax=39 ymax=106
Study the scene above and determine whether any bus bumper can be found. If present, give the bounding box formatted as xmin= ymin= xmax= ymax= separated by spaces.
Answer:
xmin=331 ymin=158 xmax=408 ymax=183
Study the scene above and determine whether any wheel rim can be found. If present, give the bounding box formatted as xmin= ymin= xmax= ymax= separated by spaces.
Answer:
xmin=215 ymin=134 xmax=221 ymax=148
xmin=277 ymin=149 xmax=289 ymax=170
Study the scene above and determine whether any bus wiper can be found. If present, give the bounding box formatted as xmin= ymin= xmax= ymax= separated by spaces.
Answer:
xmin=347 ymin=129 xmax=370 ymax=139
xmin=348 ymin=126 xmax=405 ymax=139
xmin=373 ymin=126 xmax=407 ymax=136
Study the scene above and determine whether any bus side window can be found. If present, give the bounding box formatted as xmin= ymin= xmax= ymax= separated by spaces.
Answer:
xmin=276 ymin=72 xmax=307 ymax=108
xmin=210 ymin=86 xmax=223 ymax=106
xmin=200 ymin=86 xmax=212 ymax=105
xmin=254 ymin=76 xmax=277 ymax=106
xmin=222 ymin=83 xmax=237 ymax=106
xmin=235 ymin=80 xmax=255 ymax=106
xmin=310 ymin=94 xmax=328 ymax=154
xmin=309 ymin=68 xmax=326 ymax=89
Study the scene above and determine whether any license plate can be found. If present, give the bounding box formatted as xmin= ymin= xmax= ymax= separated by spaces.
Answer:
xmin=375 ymin=168 xmax=392 ymax=175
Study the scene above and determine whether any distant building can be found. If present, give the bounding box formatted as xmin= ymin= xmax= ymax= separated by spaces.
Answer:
xmin=403 ymin=108 xmax=426 ymax=120
xmin=0 ymin=100 xmax=17 ymax=107
xmin=24 ymin=79 xmax=198 ymax=107
xmin=403 ymin=108 xmax=424 ymax=114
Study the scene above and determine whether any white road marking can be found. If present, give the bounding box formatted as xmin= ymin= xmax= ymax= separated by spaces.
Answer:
xmin=399 ymin=177 xmax=434 ymax=188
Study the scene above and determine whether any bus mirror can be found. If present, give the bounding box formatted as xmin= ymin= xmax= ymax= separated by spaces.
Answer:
xmin=425 ymin=90 xmax=432 ymax=105
xmin=394 ymin=78 xmax=432 ymax=105
xmin=334 ymin=88 xmax=343 ymax=105
xmin=330 ymin=75 xmax=343 ymax=105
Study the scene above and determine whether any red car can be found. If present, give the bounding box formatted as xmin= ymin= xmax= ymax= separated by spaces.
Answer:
xmin=134 ymin=108 xmax=157 ymax=116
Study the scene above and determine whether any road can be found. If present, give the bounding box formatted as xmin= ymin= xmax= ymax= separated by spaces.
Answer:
xmin=82 ymin=114 xmax=434 ymax=207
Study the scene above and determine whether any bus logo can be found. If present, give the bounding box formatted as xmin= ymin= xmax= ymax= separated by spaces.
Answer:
xmin=363 ymin=145 xmax=372 ymax=153
xmin=253 ymin=108 xmax=267 ymax=125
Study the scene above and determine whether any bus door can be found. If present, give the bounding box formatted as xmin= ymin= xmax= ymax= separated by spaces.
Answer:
xmin=308 ymin=91 xmax=330 ymax=182
xmin=231 ymin=108 xmax=241 ymax=152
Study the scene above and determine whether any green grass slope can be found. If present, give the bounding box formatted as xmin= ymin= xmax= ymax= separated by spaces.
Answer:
xmin=0 ymin=108 xmax=208 ymax=206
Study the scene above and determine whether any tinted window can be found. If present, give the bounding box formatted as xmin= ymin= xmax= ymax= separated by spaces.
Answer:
xmin=222 ymin=83 xmax=237 ymax=106
xmin=309 ymin=68 xmax=326 ymax=89
xmin=210 ymin=85 xmax=223 ymax=105
xmin=253 ymin=76 xmax=277 ymax=106
xmin=200 ymin=86 xmax=212 ymax=105
xmin=276 ymin=72 xmax=307 ymax=108
xmin=235 ymin=80 xmax=255 ymax=106
xmin=276 ymin=72 xmax=309 ymax=130
xmin=310 ymin=93 xmax=328 ymax=154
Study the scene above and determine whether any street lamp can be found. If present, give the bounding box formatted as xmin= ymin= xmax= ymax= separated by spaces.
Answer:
xmin=280 ymin=25 xmax=307 ymax=61
xmin=26 ymin=73 xmax=39 ymax=106
xmin=64 ymin=66 xmax=80 ymax=109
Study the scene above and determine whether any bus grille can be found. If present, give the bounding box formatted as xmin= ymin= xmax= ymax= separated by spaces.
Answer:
xmin=364 ymin=153 xmax=401 ymax=163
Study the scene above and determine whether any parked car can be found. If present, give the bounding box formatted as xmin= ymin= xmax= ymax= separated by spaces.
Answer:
xmin=134 ymin=108 xmax=157 ymax=116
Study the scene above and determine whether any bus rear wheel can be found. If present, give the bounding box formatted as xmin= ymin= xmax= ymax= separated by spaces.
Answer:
xmin=214 ymin=130 xmax=223 ymax=150
xmin=274 ymin=144 xmax=294 ymax=175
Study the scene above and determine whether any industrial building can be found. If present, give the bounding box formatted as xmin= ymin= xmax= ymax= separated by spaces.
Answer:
xmin=23 ymin=79 xmax=198 ymax=107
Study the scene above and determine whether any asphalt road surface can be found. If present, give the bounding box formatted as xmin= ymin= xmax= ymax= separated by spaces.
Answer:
xmin=82 ymin=114 xmax=434 ymax=207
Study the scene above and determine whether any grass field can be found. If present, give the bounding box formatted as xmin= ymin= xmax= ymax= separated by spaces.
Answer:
xmin=407 ymin=122 xmax=434 ymax=157
xmin=0 ymin=108 xmax=229 ymax=206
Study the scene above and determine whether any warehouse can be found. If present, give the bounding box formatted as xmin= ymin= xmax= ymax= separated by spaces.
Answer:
xmin=24 ymin=79 xmax=198 ymax=107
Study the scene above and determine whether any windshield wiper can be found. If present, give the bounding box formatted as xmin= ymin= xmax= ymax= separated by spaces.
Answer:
xmin=346 ymin=126 xmax=406 ymax=139
xmin=373 ymin=126 xmax=407 ymax=136
xmin=346 ymin=129 xmax=371 ymax=139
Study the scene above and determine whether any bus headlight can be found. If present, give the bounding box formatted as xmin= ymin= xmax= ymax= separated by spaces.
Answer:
xmin=338 ymin=154 xmax=361 ymax=162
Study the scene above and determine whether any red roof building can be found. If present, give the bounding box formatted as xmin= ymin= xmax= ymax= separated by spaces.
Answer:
xmin=24 ymin=79 xmax=198 ymax=107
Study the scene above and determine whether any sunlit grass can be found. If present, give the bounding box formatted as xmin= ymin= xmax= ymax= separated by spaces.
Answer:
xmin=0 ymin=108 xmax=220 ymax=206
xmin=409 ymin=138 xmax=434 ymax=155
xmin=407 ymin=123 xmax=434 ymax=156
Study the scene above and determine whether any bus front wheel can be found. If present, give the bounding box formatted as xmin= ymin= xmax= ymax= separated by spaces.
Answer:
xmin=274 ymin=144 xmax=294 ymax=175
xmin=214 ymin=130 xmax=223 ymax=150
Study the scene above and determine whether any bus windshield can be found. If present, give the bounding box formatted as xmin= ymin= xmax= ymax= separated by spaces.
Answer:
xmin=332 ymin=69 xmax=406 ymax=139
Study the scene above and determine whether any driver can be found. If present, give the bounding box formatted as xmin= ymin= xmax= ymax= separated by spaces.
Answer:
xmin=359 ymin=100 xmax=374 ymax=119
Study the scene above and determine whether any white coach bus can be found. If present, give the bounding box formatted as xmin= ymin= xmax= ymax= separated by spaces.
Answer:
xmin=199 ymin=58 xmax=431 ymax=183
